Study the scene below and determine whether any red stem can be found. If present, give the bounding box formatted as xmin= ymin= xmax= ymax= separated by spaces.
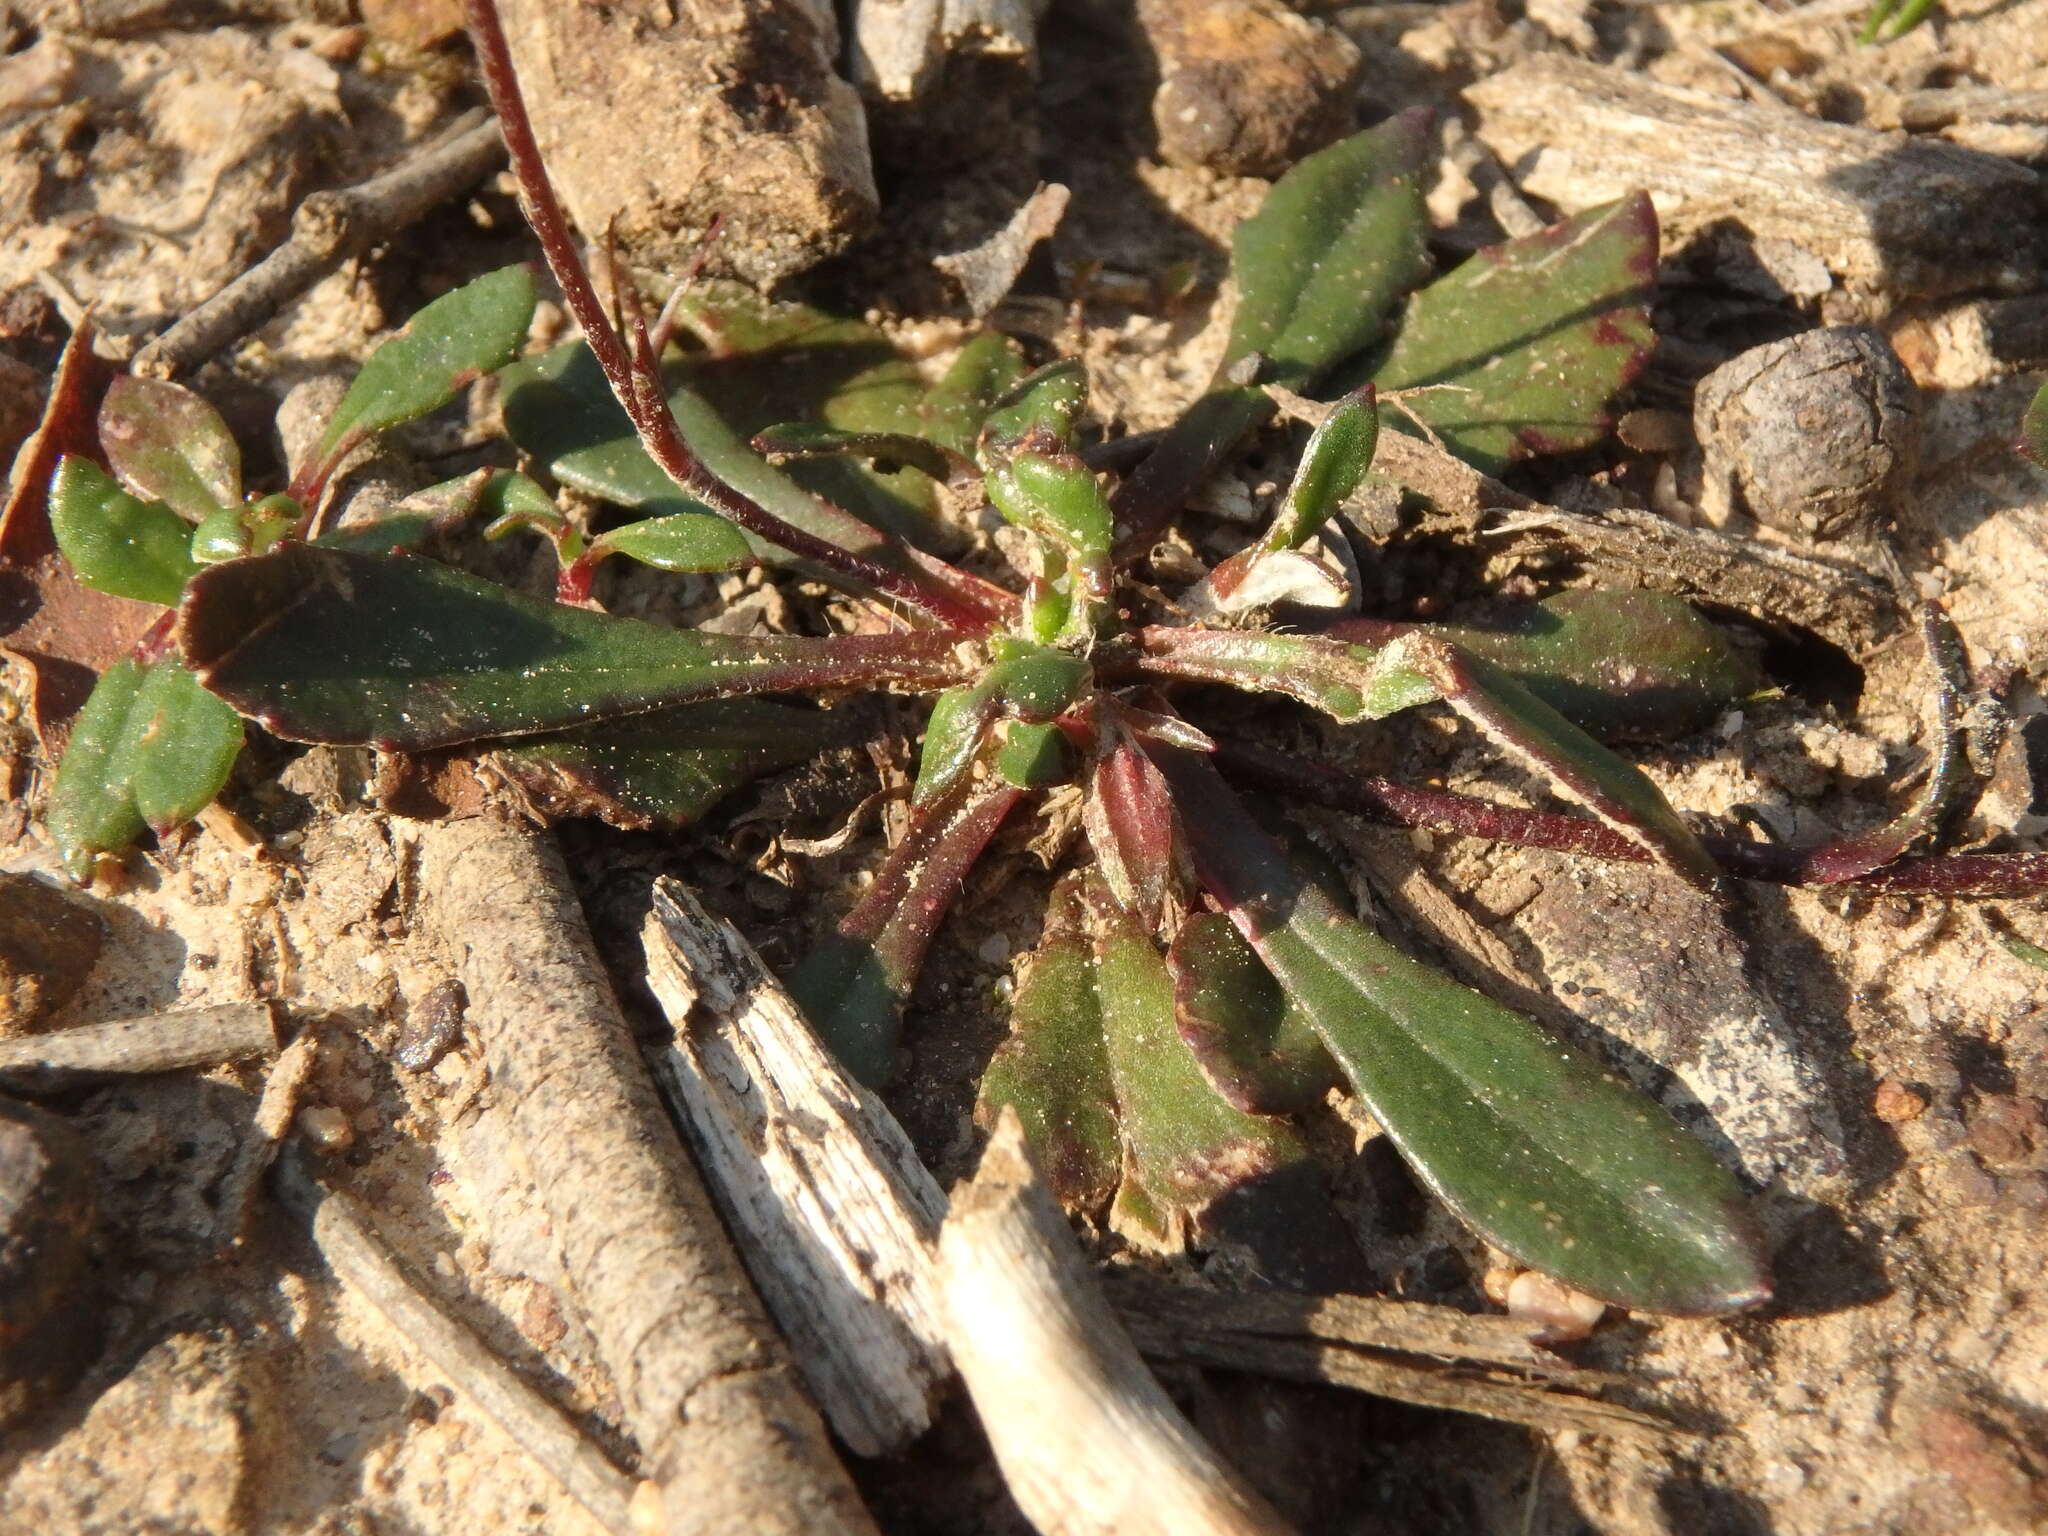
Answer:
xmin=1215 ymin=742 xmax=2048 ymax=898
xmin=462 ymin=0 xmax=1006 ymax=632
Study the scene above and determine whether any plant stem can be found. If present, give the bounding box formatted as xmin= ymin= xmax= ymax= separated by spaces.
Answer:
xmin=1215 ymin=742 xmax=2048 ymax=897
xmin=463 ymin=0 xmax=1008 ymax=633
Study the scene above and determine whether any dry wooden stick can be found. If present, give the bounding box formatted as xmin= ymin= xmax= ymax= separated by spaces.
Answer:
xmin=273 ymin=1143 xmax=640 ymax=1536
xmin=0 ymin=1001 xmax=280 ymax=1092
xmin=937 ymin=1112 xmax=1293 ymax=1536
xmin=1104 ymin=1276 xmax=1681 ymax=1445
xmin=132 ymin=111 xmax=508 ymax=380
xmin=415 ymin=818 xmax=875 ymax=1536
xmin=1363 ymin=430 xmax=1895 ymax=648
xmin=638 ymin=878 xmax=952 ymax=1458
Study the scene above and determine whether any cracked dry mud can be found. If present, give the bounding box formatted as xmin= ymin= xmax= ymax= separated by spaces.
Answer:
xmin=3 ymin=0 xmax=2048 ymax=1532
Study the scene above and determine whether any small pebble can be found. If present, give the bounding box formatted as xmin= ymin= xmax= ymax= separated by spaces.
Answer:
xmin=1874 ymin=1078 xmax=1929 ymax=1123
xmin=1693 ymin=326 xmax=1920 ymax=540
xmin=393 ymin=979 xmax=467 ymax=1073
xmin=1504 ymin=1270 xmax=1608 ymax=1342
xmin=296 ymin=1105 xmax=355 ymax=1150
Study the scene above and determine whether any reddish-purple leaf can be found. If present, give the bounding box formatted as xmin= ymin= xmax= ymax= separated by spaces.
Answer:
xmin=97 ymin=374 xmax=241 ymax=523
xmin=786 ymin=773 xmax=1023 ymax=1085
xmin=1082 ymin=727 xmax=1178 ymax=925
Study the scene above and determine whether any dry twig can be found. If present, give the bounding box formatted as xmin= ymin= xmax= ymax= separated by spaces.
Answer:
xmin=938 ymin=1112 xmax=1293 ymax=1536
xmin=415 ymin=819 xmax=875 ymax=1536
xmin=273 ymin=1144 xmax=640 ymax=1536
xmin=133 ymin=112 xmax=509 ymax=381
xmin=0 ymin=1001 xmax=280 ymax=1092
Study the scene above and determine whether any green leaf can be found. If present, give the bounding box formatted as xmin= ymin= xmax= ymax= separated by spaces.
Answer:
xmin=976 ymin=875 xmax=1122 ymax=1208
xmin=1169 ymin=912 xmax=1339 ymax=1116
xmin=2020 ymin=379 xmax=2048 ymax=466
xmin=912 ymin=643 xmax=1090 ymax=805
xmin=919 ymin=333 xmax=1028 ymax=457
xmin=1322 ymin=590 xmax=1760 ymax=742
xmin=1425 ymin=590 xmax=1759 ymax=742
xmin=1224 ymin=110 xmax=1433 ymax=385
xmin=1096 ymin=893 xmax=1358 ymax=1287
xmin=1393 ymin=632 xmax=1722 ymax=891
xmin=787 ymin=776 xmax=1023 ymax=1086
xmin=751 ymin=423 xmax=966 ymax=484
xmin=1133 ymin=626 xmax=1437 ymax=723
xmin=191 ymin=494 xmax=298 ymax=565
xmin=594 ymin=512 xmax=755 ymax=574
xmin=1161 ymin=749 xmax=1769 ymax=1316
xmin=310 ymin=265 xmax=538 ymax=472
xmin=670 ymin=282 xmax=947 ymax=544
xmin=490 ymin=698 xmax=833 ymax=829
xmin=978 ymin=359 xmax=1088 ymax=460
xmin=500 ymin=341 xmax=948 ymax=590
xmin=987 ymin=452 xmax=1113 ymax=560
xmin=97 ymin=375 xmax=240 ymax=522
xmin=176 ymin=544 xmax=974 ymax=750
xmin=49 ymin=657 xmax=243 ymax=876
xmin=994 ymin=720 xmax=1071 ymax=789
xmin=1267 ymin=385 xmax=1378 ymax=551
xmin=49 ymin=456 xmax=203 ymax=605
xmin=1371 ymin=196 xmax=1658 ymax=474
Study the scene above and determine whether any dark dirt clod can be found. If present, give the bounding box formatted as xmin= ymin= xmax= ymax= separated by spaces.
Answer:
xmin=1139 ymin=0 xmax=1364 ymax=178
xmin=1694 ymin=325 xmax=1922 ymax=540
xmin=0 ymin=874 xmax=105 ymax=1036
xmin=0 ymin=1096 xmax=100 ymax=1429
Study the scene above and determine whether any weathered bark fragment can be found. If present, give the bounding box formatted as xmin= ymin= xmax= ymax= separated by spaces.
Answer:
xmin=637 ymin=879 xmax=951 ymax=1459
xmin=494 ymin=0 xmax=877 ymax=286
xmin=1466 ymin=55 xmax=2044 ymax=302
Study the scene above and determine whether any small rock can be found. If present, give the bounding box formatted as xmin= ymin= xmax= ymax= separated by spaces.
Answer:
xmin=1504 ymin=1270 xmax=1607 ymax=1342
xmin=496 ymin=0 xmax=877 ymax=285
xmin=1693 ymin=326 xmax=1921 ymax=540
xmin=1965 ymin=1096 xmax=2040 ymax=1167
xmin=0 ymin=1097 xmax=101 ymax=1428
xmin=1140 ymin=0 xmax=1363 ymax=177
xmin=295 ymin=1104 xmax=355 ymax=1150
xmin=358 ymin=0 xmax=466 ymax=50
xmin=0 ymin=874 xmax=105 ymax=1035
xmin=393 ymin=979 xmax=467 ymax=1073
xmin=0 ymin=1332 xmax=271 ymax=1534
xmin=1874 ymin=1078 xmax=1930 ymax=1123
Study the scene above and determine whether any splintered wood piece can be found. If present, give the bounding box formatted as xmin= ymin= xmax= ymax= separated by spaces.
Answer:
xmin=638 ymin=877 xmax=952 ymax=1458
xmin=416 ymin=819 xmax=875 ymax=1536
xmin=1103 ymin=1275 xmax=1683 ymax=1445
xmin=1466 ymin=55 xmax=2042 ymax=301
xmin=937 ymin=1112 xmax=1293 ymax=1536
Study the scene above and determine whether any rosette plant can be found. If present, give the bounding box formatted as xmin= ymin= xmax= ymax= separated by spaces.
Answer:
xmin=33 ymin=0 xmax=2048 ymax=1315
